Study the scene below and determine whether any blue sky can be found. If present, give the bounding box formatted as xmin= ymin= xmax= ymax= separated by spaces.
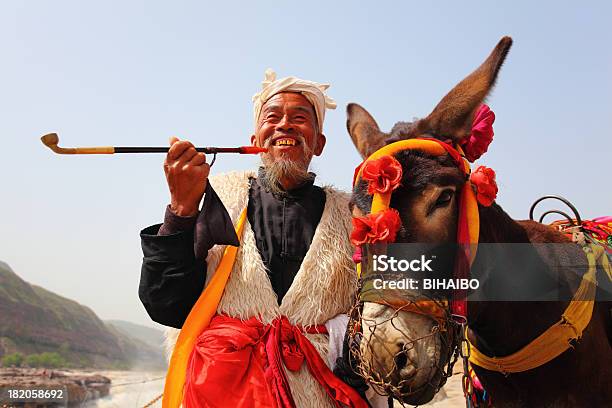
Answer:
xmin=1 ymin=1 xmax=610 ymax=327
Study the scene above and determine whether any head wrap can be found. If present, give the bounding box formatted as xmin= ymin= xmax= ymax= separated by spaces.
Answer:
xmin=252 ymin=68 xmax=337 ymax=132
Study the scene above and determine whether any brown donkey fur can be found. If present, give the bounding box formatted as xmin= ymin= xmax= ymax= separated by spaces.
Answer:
xmin=347 ymin=37 xmax=612 ymax=407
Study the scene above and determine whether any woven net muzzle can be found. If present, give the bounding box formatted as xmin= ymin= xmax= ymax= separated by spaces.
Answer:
xmin=347 ymin=280 xmax=461 ymax=406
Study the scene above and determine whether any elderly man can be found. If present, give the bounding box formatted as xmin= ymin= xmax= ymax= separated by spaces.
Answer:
xmin=139 ymin=70 xmax=369 ymax=408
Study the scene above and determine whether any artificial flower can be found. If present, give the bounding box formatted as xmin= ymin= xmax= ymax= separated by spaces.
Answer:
xmin=361 ymin=155 xmax=403 ymax=195
xmin=462 ymin=104 xmax=495 ymax=162
xmin=470 ymin=165 xmax=498 ymax=206
xmin=350 ymin=209 xmax=402 ymax=246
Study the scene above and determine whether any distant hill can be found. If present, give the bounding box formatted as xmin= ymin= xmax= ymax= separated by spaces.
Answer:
xmin=105 ymin=320 xmax=165 ymax=351
xmin=0 ymin=261 xmax=165 ymax=369
xmin=105 ymin=320 xmax=166 ymax=369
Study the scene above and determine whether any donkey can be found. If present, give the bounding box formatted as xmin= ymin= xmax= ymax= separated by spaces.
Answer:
xmin=345 ymin=37 xmax=611 ymax=407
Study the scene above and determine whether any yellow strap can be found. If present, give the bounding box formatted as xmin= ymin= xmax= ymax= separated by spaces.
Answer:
xmin=162 ymin=208 xmax=248 ymax=408
xmin=370 ymin=193 xmax=391 ymax=214
xmin=468 ymin=245 xmax=610 ymax=373
xmin=355 ymin=139 xmax=448 ymax=182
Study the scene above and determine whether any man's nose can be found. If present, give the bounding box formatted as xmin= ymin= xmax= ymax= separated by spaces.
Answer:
xmin=275 ymin=115 xmax=293 ymax=132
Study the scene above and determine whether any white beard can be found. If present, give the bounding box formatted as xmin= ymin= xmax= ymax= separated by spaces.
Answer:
xmin=260 ymin=135 xmax=315 ymax=193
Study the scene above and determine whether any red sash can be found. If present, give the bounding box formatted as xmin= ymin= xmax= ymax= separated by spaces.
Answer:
xmin=183 ymin=315 xmax=368 ymax=408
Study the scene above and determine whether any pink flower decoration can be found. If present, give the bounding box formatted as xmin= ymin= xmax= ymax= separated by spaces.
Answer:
xmin=470 ymin=165 xmax=498 ymax=207
xmin=462 ymin=104 xmax=495 ymax=162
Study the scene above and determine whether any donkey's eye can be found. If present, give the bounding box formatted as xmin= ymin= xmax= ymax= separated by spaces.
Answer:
xmin=434 ymin=189 xmax=454 ymax=207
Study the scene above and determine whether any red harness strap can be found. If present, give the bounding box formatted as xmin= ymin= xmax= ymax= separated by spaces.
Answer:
xmin=183 ymin=314 xmax=368 ymax=408
xmin=451 ymin=186 xmax=473 ymax=320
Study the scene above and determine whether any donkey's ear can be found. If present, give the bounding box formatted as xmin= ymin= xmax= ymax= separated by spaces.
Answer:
xmin=347 ymin=103 xmax=387 ymax=159
xmin=418 ymin=36 xmax=512 ymax=142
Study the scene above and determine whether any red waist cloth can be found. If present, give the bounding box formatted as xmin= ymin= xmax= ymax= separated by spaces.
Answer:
xmin=183 ymin=314 xmax=368 ymax=408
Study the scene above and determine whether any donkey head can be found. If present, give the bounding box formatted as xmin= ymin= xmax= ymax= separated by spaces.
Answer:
xmin=348 ymin=37 xmax=512 ymax=404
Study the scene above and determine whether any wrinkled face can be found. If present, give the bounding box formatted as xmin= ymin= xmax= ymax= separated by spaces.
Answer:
xmin=251 ymin=92 xmax=325 ymax=168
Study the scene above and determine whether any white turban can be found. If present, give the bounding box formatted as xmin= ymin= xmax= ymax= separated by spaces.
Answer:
xmin=252 ymin=68 xmax=336 ymax=132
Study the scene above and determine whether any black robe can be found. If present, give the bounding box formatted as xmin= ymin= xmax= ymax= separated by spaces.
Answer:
xmin=138 ymin=169 xmax=325 ymax=329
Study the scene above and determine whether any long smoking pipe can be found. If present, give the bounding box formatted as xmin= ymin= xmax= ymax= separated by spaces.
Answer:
xmin=40 ymin=133 xmax=267 ymax=155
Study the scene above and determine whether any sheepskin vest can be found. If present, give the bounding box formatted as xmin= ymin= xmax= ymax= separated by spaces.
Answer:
xmin=165 ymin=170 xmax=358 ymax=407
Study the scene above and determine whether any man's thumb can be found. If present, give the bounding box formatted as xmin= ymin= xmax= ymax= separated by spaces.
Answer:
xmin=169 ymin=136 xmax=179 ymax=146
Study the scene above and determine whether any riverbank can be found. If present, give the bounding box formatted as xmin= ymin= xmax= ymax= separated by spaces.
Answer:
xmin=88 ymin=371 xmax=164 ymax=408
xmin=0 ymin=367 xmax=464 ymax=407
xmin=0 ymin=367 xmax=110 ymax=406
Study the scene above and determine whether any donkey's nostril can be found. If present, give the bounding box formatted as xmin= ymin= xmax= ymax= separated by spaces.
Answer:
xmin=395 ymin=349 xmax=418 ymax=380
xmin=395 ymin=349 xmax=408 ymax=369
xmin=395 ymin=342 xmax=418 ymax=380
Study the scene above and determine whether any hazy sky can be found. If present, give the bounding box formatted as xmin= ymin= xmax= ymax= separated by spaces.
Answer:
xmin=1 ymin=1 xmax=610 ymax=328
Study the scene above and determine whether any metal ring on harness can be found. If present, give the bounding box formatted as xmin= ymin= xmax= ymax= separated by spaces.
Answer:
xmin=529 ymin=195 xmax=582 ymax=225
xmin=538 ymin=210 xmax=577 ymax=225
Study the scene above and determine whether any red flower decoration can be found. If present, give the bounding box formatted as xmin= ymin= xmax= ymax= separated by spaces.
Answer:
xmin=350 ymin=209 xmax=402 ymax=246
xmin=462 ymin=104 xmax=495 ymax=162
xmin=361 ymin=155 xmax=403 ymax=195
xmin=470 ymin=165 xmax=498 ymax=206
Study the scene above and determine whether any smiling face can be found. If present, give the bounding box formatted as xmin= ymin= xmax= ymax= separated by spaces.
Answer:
xmin=251 ymin=92 xmax=326 ymax=170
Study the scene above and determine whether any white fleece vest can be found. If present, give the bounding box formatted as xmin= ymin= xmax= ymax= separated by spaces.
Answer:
xmin=165 ymin=171 xmax=358 ymax=407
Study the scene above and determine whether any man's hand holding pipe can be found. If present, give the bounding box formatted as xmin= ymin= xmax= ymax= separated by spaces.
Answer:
xmin=164 ymin=136 xmax=210 ymax=217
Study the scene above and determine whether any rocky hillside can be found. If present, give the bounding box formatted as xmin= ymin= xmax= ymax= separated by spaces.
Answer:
xmin=0 ymin=261 xmax=165 ymax=369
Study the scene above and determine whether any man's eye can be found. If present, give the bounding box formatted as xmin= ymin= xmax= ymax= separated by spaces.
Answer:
xmin=435 ymin=190 xmax=453 ymax=207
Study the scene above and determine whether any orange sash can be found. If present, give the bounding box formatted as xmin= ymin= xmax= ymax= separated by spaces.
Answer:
xmin=163 ymin=209 xmax=248 ymax=408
